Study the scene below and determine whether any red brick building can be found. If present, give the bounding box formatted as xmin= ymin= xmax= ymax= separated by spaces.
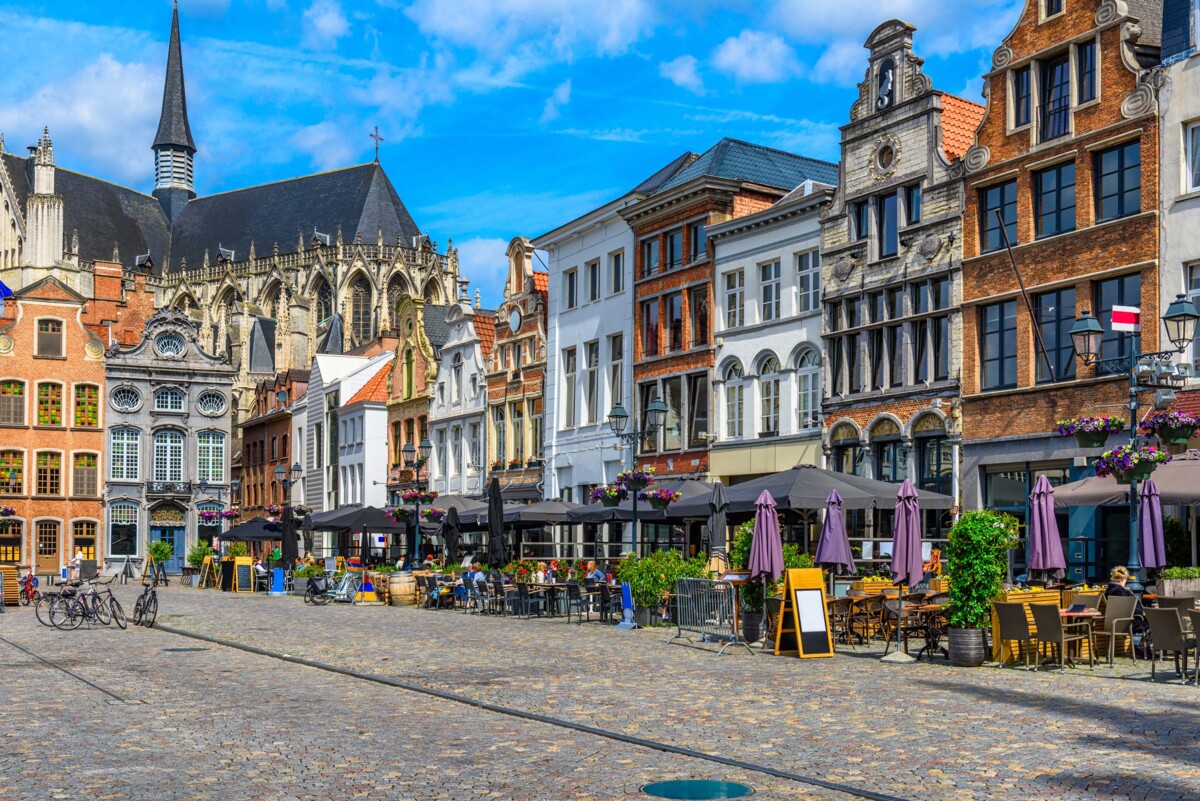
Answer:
xmin=959 ymin=0 xmax=1162 ymax=579
xmin=237 ymin=370 xmax=308 ymax=515
xmin=486 ymin=237 xmax=548 ymax=501
xmin=619 ymin=138 xmax=837 ymax=480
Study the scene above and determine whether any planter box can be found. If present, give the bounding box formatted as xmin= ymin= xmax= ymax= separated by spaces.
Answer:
xmin=990 ymin=588 xmax=1082 ymax=665
xmin=292 ymin=577 xmax=309 ymax=595
xmin=929 ymin=577 xmax=951 ymax=593
xmin=851 ymin=580 xmax=904 ymax=594
xmin=633 ymin=606 xmax=660 ymax=628
xmin=1159 ymin=578 xmax=1200 ymax=597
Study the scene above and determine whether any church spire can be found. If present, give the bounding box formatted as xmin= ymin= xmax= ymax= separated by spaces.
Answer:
xmin=153 ymin=0 xmax=197 ymax=222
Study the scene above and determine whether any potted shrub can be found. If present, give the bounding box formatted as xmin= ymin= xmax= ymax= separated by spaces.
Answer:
xmin=615 ymin=550 xmax=708 ymax=627
xmin=147 ymin=539 xmax=174 ymax=571
xmin=638 ymin=487 xmax=681 ymax=511
xmin=591 ymin=484 xmax=627 ymax=507
xmin=1139 ymin=410 xmax=1200 ymax=450
xmin=728 ymin=521 xmax=813 ymax=642
xmin=1095 ymin=443 xmax=1171 ymax=484
xmin=945 ymin=510 xmax=1018 ymax=667
xmin=615 ymin=466 xmax=655 ymax=492
xmin=1056 ymin=415 xmax=1125 ymax=449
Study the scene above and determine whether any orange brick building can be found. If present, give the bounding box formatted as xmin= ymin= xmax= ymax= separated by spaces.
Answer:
xmin=0 ymin=261 xmax=154 ymax=572
xmin=238 ymin=370 xmax=308 ymax=515
xmin=619 ymin=138 xmax=837 ymax=482
xmin=960 ymin=0 xmax=1162 ymax=580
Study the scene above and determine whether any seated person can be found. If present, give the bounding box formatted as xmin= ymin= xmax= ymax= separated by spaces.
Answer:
xmin=922 ymin=548 xmax=942 ymax=582
xmin=1105 ymin=565 xmax=1146 ymax=625
xmin=585 ymin=560 xmax=606 ymax=583
xmin=544 ymin=563 xmax=558 ymax=583
xmin=252 ymin=558 xmax=267 ymax=576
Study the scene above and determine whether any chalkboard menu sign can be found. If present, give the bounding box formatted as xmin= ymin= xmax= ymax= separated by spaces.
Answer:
xmin=774 ymin=568 xmax=834 ymax=658
xmin=234 ymin=557 xmax=253 ymax=593
xmin=220 ymin=560 xmax=235 ymax=592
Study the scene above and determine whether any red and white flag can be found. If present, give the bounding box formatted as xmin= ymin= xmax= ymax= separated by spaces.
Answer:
xmin=1111 ymin=305 xmax=1141 ymax=332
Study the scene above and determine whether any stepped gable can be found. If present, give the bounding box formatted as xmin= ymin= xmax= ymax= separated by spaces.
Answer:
xmin=168 ymin=162 xmax=421 ymax=272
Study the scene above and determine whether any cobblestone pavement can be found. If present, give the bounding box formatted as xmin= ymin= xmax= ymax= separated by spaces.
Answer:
xmin=6 ymin=585 xmax=1200 ymax=801
xmin=0 ymin=598 xmax=840 ymax=801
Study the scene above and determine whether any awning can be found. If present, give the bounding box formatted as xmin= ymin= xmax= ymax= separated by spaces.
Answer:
xmin=1055 ymin=451 xmax=1200 ymax=507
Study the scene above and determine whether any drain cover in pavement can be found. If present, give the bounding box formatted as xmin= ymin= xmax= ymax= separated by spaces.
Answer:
xmin=641 ymin=781 xmax=753 ymax=799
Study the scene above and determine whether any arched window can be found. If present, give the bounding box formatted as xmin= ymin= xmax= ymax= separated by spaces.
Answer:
xmin=350 ymin=275 xmax=372 ymax=343
xmin=797 ymin=349 xmax=821 ymax=430
xmin=0 ymin=450 xmax=23 ymax=494
xmin=153 ymin=430 xmax=184 ymax=482
xmin=109 ymin=502 xmax=138 ymax=557
xmin=452 ymin=353 xmax=463 ymax=403
xmin=315 ymin=280 xmax=333 ymax=324
xmin=386 ymin=274 xmax=410 ymax=320
xmin=154 ymin=388 xmax=185 ymax=412
xmin=759 ymin=356 xmax=781 ymax=435
xmin=724 ymin=363 xmax=744 ymax=439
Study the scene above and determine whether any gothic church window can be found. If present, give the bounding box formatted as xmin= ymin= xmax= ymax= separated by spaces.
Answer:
xmin=350 ymin=276 xmax=372 ymax=343
xmin=316 ymin=281 xmax=333 ymax=324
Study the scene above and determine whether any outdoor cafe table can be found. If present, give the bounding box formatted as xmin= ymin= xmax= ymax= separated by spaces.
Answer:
xmin=907 ymin=603 xmax=948 ymax=662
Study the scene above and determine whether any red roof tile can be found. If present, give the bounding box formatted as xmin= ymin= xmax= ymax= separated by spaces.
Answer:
xmin=1170 ymin=390 xmax=1200 ymax=418
xmin=533 ymin=271 xmax=549 ymax=293
xmin=474 ymin=313 xmax=496 ymax=360
xmin=343 ymin=362 xmax=390 ymax=406
xmin=941 ymin=94 xmax=985 ymax=162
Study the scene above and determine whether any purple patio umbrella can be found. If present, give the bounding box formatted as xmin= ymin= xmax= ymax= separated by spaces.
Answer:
xmin=886 ymin=480 xmax=923 ymax=658
xmin=1028 ymin=475 xmax=1067 ymax=582
xmin=1139 ymin=478 xmax=1167 ymax=570
xmin=814 ymin=489 xmax=854 ymax=579
xmin=748 ymin=490 xmax=784 ymax=583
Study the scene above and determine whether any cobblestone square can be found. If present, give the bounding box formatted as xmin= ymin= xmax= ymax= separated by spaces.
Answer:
xmin=4 ymin=586 xmax=1200 ymax=801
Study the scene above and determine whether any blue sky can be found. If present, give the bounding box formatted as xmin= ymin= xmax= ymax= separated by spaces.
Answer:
xmin=0 ymin=0 xmax=1022 ymax=306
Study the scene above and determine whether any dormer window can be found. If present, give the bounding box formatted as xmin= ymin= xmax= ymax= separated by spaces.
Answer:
xmin=1039 ymin=53 xmax=1071 ymax=142
xmin=1012 ymin=66 xmax=1031 ymax=128
xmin=876 ymin=57 xmax=895 ymax=110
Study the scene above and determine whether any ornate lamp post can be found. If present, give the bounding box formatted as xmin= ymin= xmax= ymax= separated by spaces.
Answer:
xmin=1069 ymin=294 xmax=1200 ymax=579
xmin=274 ymin=461 xmax=303 ymax=566
xmin=606 ymin=398 xmax=667 ymax=552
xmin=402 ymin=437 xmax=433 ymax=560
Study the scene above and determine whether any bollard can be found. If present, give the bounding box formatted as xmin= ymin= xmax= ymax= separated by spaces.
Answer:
xmin=268 ymin=567 xmax=286 ymax=597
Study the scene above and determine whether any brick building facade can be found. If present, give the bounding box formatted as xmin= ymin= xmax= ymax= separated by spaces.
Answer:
xmin=486 ymin=237 xmax=548 ymax=501
xmin=238 ymin=370 xmax=308 ymax=516
xmin=960 ymin=0 xmax=1163 ymax=580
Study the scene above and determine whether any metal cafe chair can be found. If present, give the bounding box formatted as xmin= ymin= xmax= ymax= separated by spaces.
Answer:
xmin=1144 ymin=607 xmax=1196 ymax=682
xmin=994 ymin=601 xmax=1037 ymax=670
xmin=1030 ymin=602 xmax=1094 ymax=674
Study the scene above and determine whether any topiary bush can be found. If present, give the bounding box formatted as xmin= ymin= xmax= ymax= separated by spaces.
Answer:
xmin=945 ymin=510 xmax=1018 ymax=629
xmin=147 ymin=539 xmax=174 ymax=565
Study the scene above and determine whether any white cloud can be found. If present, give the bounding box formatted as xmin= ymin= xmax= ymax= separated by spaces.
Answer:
xmin=404 ymin=0 xmax=657 ymax=69
xmin=712 ymin=30 xmax=801 ymax=84
xmin=301 ymin=0 xmax=350 ymax=50
xmin=539 ymin=79 xmax=572 ymax=123
xmin=659 ymin=55 xmax=705 ymax=95
xmin=0 ymin=54 xmax=160 ymax=185
xmin=453 ymin=237 xmax=510 ymax=307
xmin=289 ymin=120 xmax=358 ymax=171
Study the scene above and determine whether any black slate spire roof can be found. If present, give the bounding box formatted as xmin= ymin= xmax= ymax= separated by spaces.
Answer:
xmin=153 ymin=1 xmax=196 ymax=153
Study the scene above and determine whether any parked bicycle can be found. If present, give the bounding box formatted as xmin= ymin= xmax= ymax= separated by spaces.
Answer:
xmin=17 ymin=569 xmax=40 ymax=606
xmin=48 ymin=578 xmax=123 ymax=630
xmin=133 ymin=582 xmax=158 ymax=628
xmin=303 ymin=570 xmax=361 ymax=605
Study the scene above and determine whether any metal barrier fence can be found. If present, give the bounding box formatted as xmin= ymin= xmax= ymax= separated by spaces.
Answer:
xmin=667 ymin=577 xmax=752 ymax=656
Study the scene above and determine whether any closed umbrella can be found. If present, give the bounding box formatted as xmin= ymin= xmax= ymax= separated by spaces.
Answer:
xmin=814 ymin=489 xmax=854 ymax=578
xmin=747 ymin=491 xmax=784 ymax=646
xmin=885 ymin=480 xmax=922 ymax=661
xmin=300 ymin=512 xmax=314 ymax=557
xmin=1139 ymin=479 xmax=1167 ymax=570
xmin=707 ymin=483 xmax=729 ymax=555
xmin=487 ymin=476 xmax=506 ymax=567
xmin=441 ymin=506 xmax=462 ymax=565
xmin=1028 ymin=475 xmax=1066 ymax=582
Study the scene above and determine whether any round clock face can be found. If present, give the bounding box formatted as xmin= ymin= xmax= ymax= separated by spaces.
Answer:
xmin=509 ymin=310 xmax=521 ymax=332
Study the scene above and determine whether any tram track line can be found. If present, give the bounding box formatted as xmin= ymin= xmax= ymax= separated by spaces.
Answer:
xmin=0 ymin=633 xmax=127 ymax=702
xmin=153 ymin=623 xmax=913 ymax=801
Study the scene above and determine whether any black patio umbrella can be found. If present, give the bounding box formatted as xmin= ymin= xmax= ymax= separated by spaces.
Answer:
xmin=487 ymin=476 xmax=506 ymax=566
xmin=300 ymin=513 xmax=315 ymax=557
xmin=706 ymin=483 xmax=729 ymax=552
xmin=220 ymin=516 xmax=282 ymax=542
xmin=307 ymin=505 xmax=405 ymax=533
xmin=440 ymin=506 xmax=462 ymax=563
xmin=503 ymin=499 xmax=583 ymax=526
xmin=433 ymin=495 xmax=488 ymax=515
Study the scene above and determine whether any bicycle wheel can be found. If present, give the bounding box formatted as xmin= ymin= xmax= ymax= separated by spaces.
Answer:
xmin=92 ymin=594 xmax=111 ymax=625
xmin=51 ymin=597 xmax=84 ymax=630
xmin=133 ymin=595 xmax=145 ymax=626
xmin=18 ymin=587 xmax=30 ymax=606
xmin=143 ymin=594 xmax=158 ymax=627
xmin=312 ymin=587 xmax=332 ymax=605
xmin=304 ymin=584 xmax=316 ymax=605
xmin=35 ymin=594 xmax=57 ymax=627
xmin=109 ymin=598 xmax=127 ymax=630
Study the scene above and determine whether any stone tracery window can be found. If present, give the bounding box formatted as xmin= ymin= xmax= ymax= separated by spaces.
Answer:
xmin=350 ymin=275 xmax=372 ymax=344
xmin=316 ymin=281 xmax=333 ymax=324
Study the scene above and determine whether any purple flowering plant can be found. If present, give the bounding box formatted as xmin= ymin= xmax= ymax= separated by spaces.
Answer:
xmin=1094 ymin=444 xmax=1171 ymax=477
xmin=638 ymin=488 xmax=682 ymax=504
xmin=1138 ymin=410 xmax=1200 ymax=437
xmin=591 ymin=484 xmax=628 ymax=503
xmin=1056 ymin=416 xmax=1126 ymax=437
xmin=420 ymin=507 xmax=446 ymax=523
xmin=0 ymin=506 xmax=15 ymax=517
xmin=615 ymin=466 xmax=655 ymax=487
xmin=400 ymin=489 xmax=438 ymax=504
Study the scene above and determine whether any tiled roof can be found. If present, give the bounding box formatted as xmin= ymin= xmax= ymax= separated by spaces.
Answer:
xmin=533 ymin=271 xmax=549 ymax=293
xmin=940 ymin=94 xmax=985 ymax=162
xmin=655 ymin=138 xmax=839 ymax=194
xmin=343 ymin=362 xmax=390 ymax=406
xmin=1169 ymin=390 xmax=1200 ymax=418
xmin=474 ymin=312 xmax=496 ymax=360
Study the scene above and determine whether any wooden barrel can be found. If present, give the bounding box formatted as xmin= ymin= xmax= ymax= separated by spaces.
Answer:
xmin=390 ymin=573 xmax=416 ymax=606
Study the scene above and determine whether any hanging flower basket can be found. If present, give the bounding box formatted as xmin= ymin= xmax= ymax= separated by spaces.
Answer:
xmin=638 ymin=488 xmax=681 ymax=511
xmin=400 ymin=489 xmax=438 ymax=504
xmin=591 ymin=484 xmax=627 ymax=507
xmin=198 ymin=510 xmax=221 ymax=524
xmin=219 ymin=508 xmax=241 ymax=520
xmin=616 ymin=466 xmax=655 ymax=492
xmin=291 ymin=504 xmax=312 ymax=516
xmin=1056 ymin=416 xmax=1125 ymax=449
xmin=1138 ymin=411 xmax=1200 ymax=446
xmin=0 ymin=506 xmax=15 ymax=517
xmin=420 ymin=507 xmax=446 ymax=523
xmin=265 ymin=503 xmax=284 ymax=516
xmin=1095 ymin=444 xmax=1171 ymax=484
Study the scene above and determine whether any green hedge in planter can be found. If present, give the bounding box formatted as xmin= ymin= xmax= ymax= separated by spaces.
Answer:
xmin=945 ymin=510 xmax=1018 ymax=629
xmin=1160 ymin=566 xmax=1200 ymax=580
xmin=614 ymin=550 xmax=709 ymax=610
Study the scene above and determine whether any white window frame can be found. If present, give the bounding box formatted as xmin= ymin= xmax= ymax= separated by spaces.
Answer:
xmin=724 ymin=364 xmax=744 ymax=440
xmin=724 ymin=270 xmax=745 ymax=329
xmin=562 ymin=347 xmax=577 ymax=429
xmin=154 ymin=388 xmax=186 ymax=412
xmin=564 ymin=269 xmax=578 ymax=310
xmin=759 ymin=357 xmax=781 ymax=435
xmin=197 ymin=431 xmax=225 ymax=483
xmin=609 ymin=249 xmax=625 ymax=294
xmin=760 ymin=260 xmax=782 ymax=322
xmin=797 ymin=349 xmax=821 ymax=430
xmin=586 ymin=259 xmax=601 ymax=303
xmin=584 ymin=341 xmax=599 ymax=425
xmin=1186 ymin=120 xmax=1200 ymax=194
xmin=796 ymin=250 xmax=821 ymax=314
xmin=153 ymin=429 xmax=184 ymax=482
xmin=110 ymin=428 xmax=140 ymax=481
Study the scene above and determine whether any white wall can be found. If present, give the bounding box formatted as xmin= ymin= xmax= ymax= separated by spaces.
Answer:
xmin=428 ymin=303 xmax=490 ymax=497
xmin=537 ymin=197 xmax=635 ymax=501
xmin=1160 ymin=43 xmax=1200 ymax=373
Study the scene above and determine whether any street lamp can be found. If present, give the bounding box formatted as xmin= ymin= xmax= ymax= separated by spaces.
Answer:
xmin=606 ymin=399 xmax=668 ymax=554
xmin=402 ymin=437 xmax=433 ymax=561
xmin=274 ymin=461 xmax=303 ymax=566
xmin=1069 ymin=296 xmax=1200 ymax=581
